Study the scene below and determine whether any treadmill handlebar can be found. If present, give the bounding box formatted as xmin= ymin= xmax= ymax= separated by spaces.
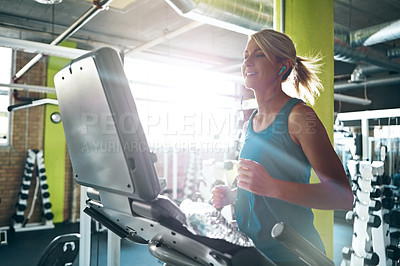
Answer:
xmin=271 ymin=222 xmax=334 ymax=266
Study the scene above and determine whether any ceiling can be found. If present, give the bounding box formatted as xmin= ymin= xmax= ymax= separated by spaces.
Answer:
xmin=0 ymin=0 xmax=399 ymax=114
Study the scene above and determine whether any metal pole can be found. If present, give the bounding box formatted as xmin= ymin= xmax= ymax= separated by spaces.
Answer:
xmin=361 ymin=118 xmax=369 ymax=161
xmin=107 ymin=230 xmax=121 ymax=266
xmin=13 ymin=0 xmax=112 ymax=81
xmin=79 ymin=186 xmax=91 ymax=266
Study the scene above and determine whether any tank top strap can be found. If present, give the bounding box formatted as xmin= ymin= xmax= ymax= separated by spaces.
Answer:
xmin=246 ymin=109 xmax=258 ymax=134
xmin=275 ymin=98 xmax=303 ymax=123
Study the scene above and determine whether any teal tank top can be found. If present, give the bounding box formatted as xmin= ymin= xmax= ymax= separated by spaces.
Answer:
xmin=234 ymin=98 xmax=325 ymax=262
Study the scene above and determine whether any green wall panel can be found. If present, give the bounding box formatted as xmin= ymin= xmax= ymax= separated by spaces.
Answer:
xmin=284 ymin=0 xmax=335 ymax=259
xmin=44 ymin=41 xmax=76 ymax=223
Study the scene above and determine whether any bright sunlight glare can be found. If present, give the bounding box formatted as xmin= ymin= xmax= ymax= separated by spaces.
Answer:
xmin=124 ymin=58 xmax=241 ymax=153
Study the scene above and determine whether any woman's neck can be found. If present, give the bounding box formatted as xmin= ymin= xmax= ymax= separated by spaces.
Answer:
xmin=255 ymin=86 xmax=289 ymax=115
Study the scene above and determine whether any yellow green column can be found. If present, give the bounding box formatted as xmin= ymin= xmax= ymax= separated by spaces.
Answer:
xmin=280 ymin=0 xmax=335 ymax=259
xmin=44 ymin=41 xmax=76 ymax=223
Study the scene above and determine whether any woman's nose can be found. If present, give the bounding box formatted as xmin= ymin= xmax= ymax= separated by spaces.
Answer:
xmin=243 ymin=57 xmax=254 ymax=67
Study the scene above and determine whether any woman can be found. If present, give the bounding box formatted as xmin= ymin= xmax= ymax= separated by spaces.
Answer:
xmin=211 ymin=29 xmax=353 ymax=265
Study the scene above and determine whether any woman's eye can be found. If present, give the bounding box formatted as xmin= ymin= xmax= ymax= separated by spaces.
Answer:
xmin=243 ymin=54 xmax=264 ymax=60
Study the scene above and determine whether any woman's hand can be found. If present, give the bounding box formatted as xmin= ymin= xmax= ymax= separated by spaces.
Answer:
xmin=236 ymin=158 xmax=279 ymax=197
xmin=211 ymin=185 xmax=236 ymax=209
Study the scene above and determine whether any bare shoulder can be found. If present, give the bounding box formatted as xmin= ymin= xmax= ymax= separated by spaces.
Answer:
xmin=288 ymin=102 xmax=320 ymax=127
xmin=290 ymin=102 xmax=318 ymax=120
xmin=288 ymin=102 xmax=324 ymax=144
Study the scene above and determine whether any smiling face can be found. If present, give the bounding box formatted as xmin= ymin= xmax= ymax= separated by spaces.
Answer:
xmin=241 ymin=38 xmax=280 ymax=91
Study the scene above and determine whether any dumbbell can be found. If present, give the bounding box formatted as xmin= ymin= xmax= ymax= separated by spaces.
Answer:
xmin=23 ymin=175 xmax=32 ymax=182
xmin=390 ymin=231 xmax=400 ymax=239
xmin=345 ymin=211 xmax=381 ymax=228
xmin=384 ymin=211 xmax=400 ymax=228
xmin=368 ymin=200 xmax=382 ymax=212
xmin=381 ymin=175 xmax=392 ymax=185
xmin=382 ymin=198 xmax=395 ymax=210
xmin=387 ymin=245 xmax=400 ymax=261
xmin=342 ymin=247 xmax=380 ymax=265
xmin=44 ymin=212 xmax=54 ymax=220
xmin=382 ymin=186 xmax=393 ymax=198
xmin=13 ymin=214 xmax=24 ymax=223
xmin=367 ymin=214 xmax=381 ymax=228
xmin=353 ymin=200 xmax=381 ymax=220
xmin=342 ymin=246 xmax=353 ymax=260
xmin=16 ymin=203 xmax=27 ymax=211
xmin=364 ymin=252 xmax=380 ymax=265
xmin=371 ymin=161 xmax=384 ymax=177
xmin=355 ymin=175 xmax=384 ymax=190
xmin=370 ymin=188 xmax=382 ymax=199
xmin=356 ymin=188 xmax=382 ymax=205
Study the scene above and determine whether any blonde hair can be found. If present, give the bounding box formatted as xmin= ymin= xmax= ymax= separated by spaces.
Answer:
xmin=251 ymin=29 xmax=323 ymax=105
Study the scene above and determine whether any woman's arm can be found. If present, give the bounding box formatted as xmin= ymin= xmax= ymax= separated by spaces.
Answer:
xmin=210 ymin=121 xmax=248 ymax=209
xmin=236 ymin=104 xmax=353 ymax=210
xmin=211 ymin=186 xmax=237 ymax=209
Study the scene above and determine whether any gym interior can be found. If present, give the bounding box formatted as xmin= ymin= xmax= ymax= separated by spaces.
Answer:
xmin=0 ymin=0 xmax=400 ymax=265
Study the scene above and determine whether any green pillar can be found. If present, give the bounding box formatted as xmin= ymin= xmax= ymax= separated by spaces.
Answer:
xmin=44 ymin=41 xmax=76 ymax=223
xmin=281 ymin=0 xmax=335 ymax=259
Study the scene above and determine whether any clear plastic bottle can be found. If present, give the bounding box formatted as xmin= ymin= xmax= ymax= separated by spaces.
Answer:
xmin=180 ymin=199 xmax=254 ymax=247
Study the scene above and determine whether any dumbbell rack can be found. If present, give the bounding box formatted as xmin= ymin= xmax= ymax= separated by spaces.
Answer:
xmin=341 ymin=160 xmax=393 ymax=266
xmin=12 ymin=149 xmax=54 ymax=232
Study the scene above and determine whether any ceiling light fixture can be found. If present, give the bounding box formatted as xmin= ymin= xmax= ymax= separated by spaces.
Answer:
xmin=34 ymin=0 xmax=63 ymax=4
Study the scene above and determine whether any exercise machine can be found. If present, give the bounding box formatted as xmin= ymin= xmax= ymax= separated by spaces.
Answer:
xmin=37 ymin=233 xmax=80 ymax=266
xmin=54 ymin=47 xmax=333 ymax=266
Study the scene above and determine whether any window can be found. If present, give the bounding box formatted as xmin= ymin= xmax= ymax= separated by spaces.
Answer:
xmin=123 ymin=58 xmax=241 ymax=154
xmin=0 ymin=47 xmax=12 ymax=146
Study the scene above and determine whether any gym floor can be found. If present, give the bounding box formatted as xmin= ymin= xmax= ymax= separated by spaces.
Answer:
xmin=0 ymin=214 xmax=352 ymax=266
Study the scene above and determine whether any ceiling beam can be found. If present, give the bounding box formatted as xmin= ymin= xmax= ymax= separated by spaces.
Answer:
xmin=0 ymin=36 xmax=88 ymax=59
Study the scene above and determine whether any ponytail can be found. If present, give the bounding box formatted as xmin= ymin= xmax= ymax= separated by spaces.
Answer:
xmin=290 ymin=55 xmax=323 ymax=105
